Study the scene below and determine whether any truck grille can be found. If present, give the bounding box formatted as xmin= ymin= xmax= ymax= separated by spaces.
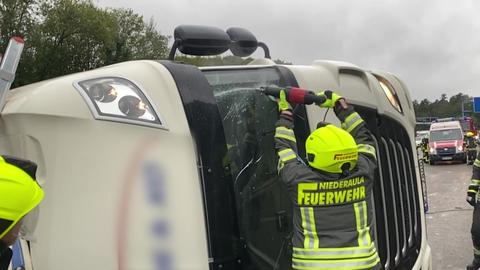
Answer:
xmin=359 ymin=108 xmax=423 ymax=270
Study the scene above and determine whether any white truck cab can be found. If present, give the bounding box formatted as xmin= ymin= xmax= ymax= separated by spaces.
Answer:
xmin=0 ymin=26 xmax=431 ymax=270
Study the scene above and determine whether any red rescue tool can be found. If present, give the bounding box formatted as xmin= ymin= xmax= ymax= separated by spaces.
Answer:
xmin=259 ymin=86 xmax=326 ymax=105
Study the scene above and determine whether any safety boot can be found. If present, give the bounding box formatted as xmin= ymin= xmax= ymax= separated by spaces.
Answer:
xmin=467 ymin=255 xmax=480 ymax=270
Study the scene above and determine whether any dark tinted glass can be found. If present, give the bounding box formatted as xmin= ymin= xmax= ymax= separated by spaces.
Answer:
xmin=203 ymin=68 xmax=296 ymax=269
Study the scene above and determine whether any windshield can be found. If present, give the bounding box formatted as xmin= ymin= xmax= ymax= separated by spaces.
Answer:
xmin=430 ymin=129 xmax=462 ymax=142
xmin=203 ymin=67 xmax=299 ymax=269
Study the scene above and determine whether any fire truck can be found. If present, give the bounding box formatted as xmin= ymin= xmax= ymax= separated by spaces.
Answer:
xmin=0 ymin=26 xmax=431 ymax=269
xmin=434 ymin=116 xmax=477 ymax=136
xmin=460 ymin=116 xmax=477 ymax=136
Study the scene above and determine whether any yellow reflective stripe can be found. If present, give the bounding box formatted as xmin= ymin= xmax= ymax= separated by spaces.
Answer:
xmin=292 ymin=253 xmax=380 ymax=270
xmin=362 ymin=201 xmax=371 ymax=245
xmin=469 ymin=189 xmax=478 ymax=193
xmin=301 ymin=207 xmax=310 ymax=248
xmin=293 ymin=243 xmax=377 ymax=259
xmin=278 ymin=148 xmax=296 ymax=162
xmin=474 ymin=159 xmax=480 ymax=167
xmin=346 ymin=119 xmax=364 ymax=133
xmin=354 ymin=201 xmax=370 ymax=247
xmin=344 ymin=112 xmax=361 ymax=124
xmin=277 ymin=159 xmax=284 ymax=172
xmin=472 ymin=179 xmax=480 ymax=185
xmin=357 ymin=144 xmax=376 ymax=160
xmin=308 ymin=207 xmax=319 ymax=248
xmin=342 ymin=112 xmax=364 ymax=132
xmin=275 ymin=127 xmax=297 ymax=142
xmin=475 ymin=246 xmax=480 ymax=255
xmin=354 ymin=203 xmax=362 ymax=246
xmin=300 ymin=207 xmax=319 ymax=248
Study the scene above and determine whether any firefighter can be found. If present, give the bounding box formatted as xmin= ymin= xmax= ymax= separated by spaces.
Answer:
xmin=0 ymin=156 xmax=44 ymax=270
xmin=466 ymin=132 xmax=478 ymax=165
xmin=467 ymin=150 xmax=480 ymax=270
xmin=274 ymin=90 xmax=380 ymax=269
xmin=421 ymin=137 xmax=430 ymax=163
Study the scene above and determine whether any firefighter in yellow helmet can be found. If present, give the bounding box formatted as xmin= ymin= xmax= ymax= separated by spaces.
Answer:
xmin=466 ymin=131 xmax=478 ymax=165
xmin=0 ymin=155 xmax=44 ymax=270
xmin=467 ymin=140 xmax=480 ymax=269
xmin=274 ymin=90 xmax=380 ymax=269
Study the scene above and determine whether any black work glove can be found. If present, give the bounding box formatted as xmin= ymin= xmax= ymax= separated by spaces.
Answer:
xmin=467 ymin=186 xmax=478 ymax=207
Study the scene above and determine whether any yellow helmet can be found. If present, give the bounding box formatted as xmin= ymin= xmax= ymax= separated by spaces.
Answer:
xmin=0 ymin=156 xmax=44 ymax=239
xmin=306 ymin=123 xmax=358 ymax=173
xmin=467 ymin=131 xmax=474 ymax=137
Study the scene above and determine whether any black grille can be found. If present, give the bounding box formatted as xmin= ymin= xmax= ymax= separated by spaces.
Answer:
xmin=357 ymin=107 xmax=423 ymax=270
xmin=436 ymin=147 xmax=455 ymax=156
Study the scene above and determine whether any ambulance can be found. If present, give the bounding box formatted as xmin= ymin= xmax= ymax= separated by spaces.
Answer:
xmin=428 ymin=120 xmax=465 ymax=165
xmin=0 ymin=26 xmax=431 ymax=269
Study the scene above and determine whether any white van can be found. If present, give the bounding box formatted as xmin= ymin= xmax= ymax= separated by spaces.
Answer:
xmin=416 ymin=130 xmax=429 ymax=147
xmin=428 ymin=120 xmax=465 ymax=165
xmin=0 ymin=26 xmax=431 ymax=270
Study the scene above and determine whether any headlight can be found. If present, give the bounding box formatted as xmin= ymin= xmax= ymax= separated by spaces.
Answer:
xmin=457 ymin=145 xmax=464 ymax=152
xmin=74 ymin=77 xmax=165 ymax=129
xmin=429 ymin=148 xmax=436 ymax=154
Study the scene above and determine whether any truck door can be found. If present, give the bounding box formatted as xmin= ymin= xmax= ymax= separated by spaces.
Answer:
xmin=205 ymin=66 xmax=306 ymax=269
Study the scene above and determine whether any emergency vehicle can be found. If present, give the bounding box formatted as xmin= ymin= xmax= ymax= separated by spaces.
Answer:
xmin=428 ymin=120 xmax=465 ymax=165
xmin=0 ymin=26 xmax=431 ymax=269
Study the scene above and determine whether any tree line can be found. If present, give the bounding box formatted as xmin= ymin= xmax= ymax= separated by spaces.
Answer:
xmin=413 ymin=93 xmax=480 ymax=127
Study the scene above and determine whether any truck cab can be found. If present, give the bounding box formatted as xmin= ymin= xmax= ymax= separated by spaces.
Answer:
xmin=0 ymin=26 xmax=431 ymax=270
xmin=428 ymin=120 xmax=465 ymax=165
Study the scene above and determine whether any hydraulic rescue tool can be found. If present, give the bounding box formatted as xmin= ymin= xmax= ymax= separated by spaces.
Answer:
xmin=259 ymin=86 xmax=326 ymax=105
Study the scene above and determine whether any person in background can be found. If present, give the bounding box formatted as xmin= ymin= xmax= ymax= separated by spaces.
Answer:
xmin=467 ymin=149 xmax=480 ymax=270
xmin=0 ymin=156 xmax=44 ymax=270
xmin=421 ymin=137 xmax=430 ymax=163
xmin=274 ymin=90 xmax=380 ymax=269
xmin=466 ymin=132 xmax=478 ymax=165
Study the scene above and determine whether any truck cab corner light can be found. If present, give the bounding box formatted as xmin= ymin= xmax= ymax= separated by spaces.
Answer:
xmin=73 ymin=77 xmax=166 ymax=129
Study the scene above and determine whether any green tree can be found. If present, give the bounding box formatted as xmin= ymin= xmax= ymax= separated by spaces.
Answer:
xmin=176 ymin=55 xmax=254 ymax=66
xmin=105 ymin=8 xmax=169 ymax=64
xmin=0 ymin=0 xmax=43 ymax=87
xmin=413 ymin=93 xmax=480 ymax=129
xmin=274 ymin=58 xmax=292 ymax=65
xmin=0 ymin=0 xmax=38 ymax=49
xmin=2 ymin=0 xmax=169 ymax=87
xmin=31 ymin=0 xmax=117 ymax=81
xmin=176 ymin=55 xmax=292 ymax=67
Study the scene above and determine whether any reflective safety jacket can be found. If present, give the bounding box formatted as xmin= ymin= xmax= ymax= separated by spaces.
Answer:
xmin=468 ymin=152 xmax=480 ymax=201
xmin=466 ymin=137 xmax=477 ymax=149
xmin=275 ymin=105 xmax=380 ymax=270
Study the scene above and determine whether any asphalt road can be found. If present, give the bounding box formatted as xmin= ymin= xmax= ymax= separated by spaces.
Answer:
xmin=425 ymin=160 xmax=475 ymax=270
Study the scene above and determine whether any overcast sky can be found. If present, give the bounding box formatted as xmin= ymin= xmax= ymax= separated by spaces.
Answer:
xmin=95 ymin=0 xmax=480 ymax=101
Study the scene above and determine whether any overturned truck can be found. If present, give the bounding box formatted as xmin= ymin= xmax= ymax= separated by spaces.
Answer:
xmin=0 ymin=26 xmax=431 ymax=270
